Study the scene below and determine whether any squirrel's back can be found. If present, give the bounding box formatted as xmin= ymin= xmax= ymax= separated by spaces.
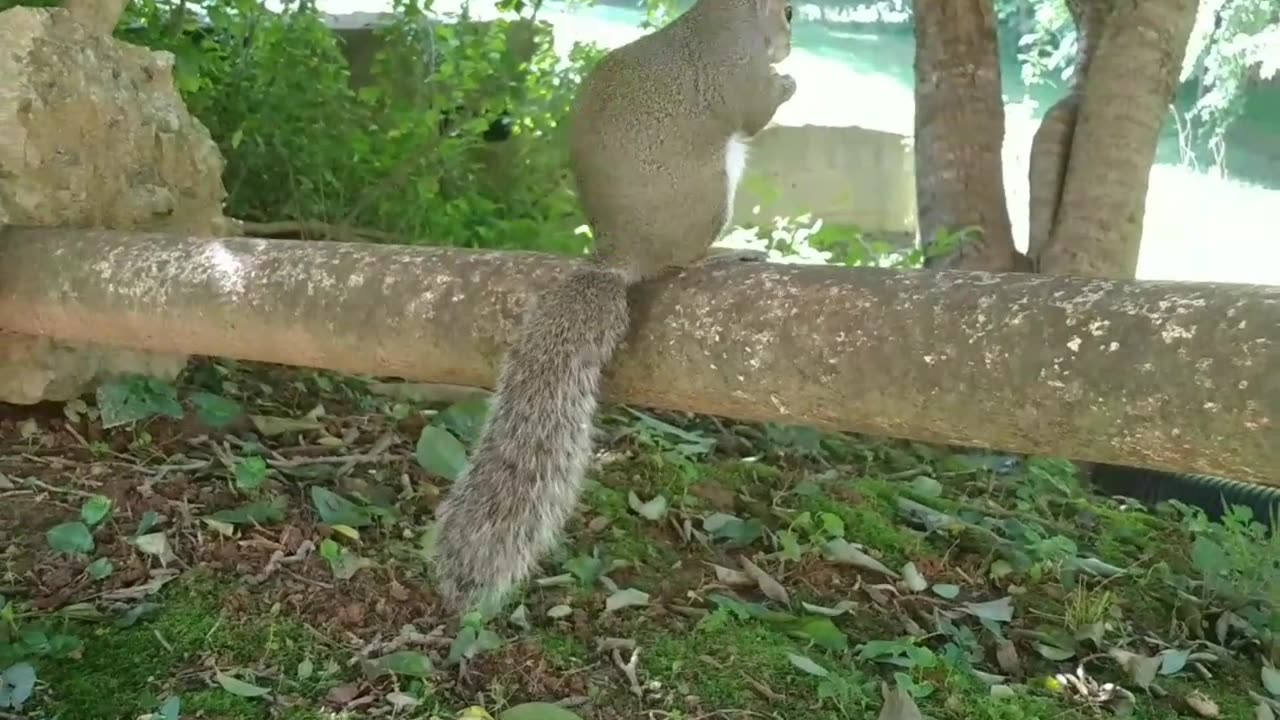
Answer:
xmin=569 ymin=8 xmax=753 ymax=277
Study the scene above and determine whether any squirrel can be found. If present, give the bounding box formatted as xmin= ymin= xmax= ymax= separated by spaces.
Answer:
xmin=430 ymin=0 xmax=797 ymax=612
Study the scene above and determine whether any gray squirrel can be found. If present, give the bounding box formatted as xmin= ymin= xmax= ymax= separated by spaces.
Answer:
xmin=430 ymin=0 xmax=797 ymax=612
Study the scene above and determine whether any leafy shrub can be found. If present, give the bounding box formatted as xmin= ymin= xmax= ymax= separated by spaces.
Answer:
xmin=111 ymin=0 xmax=603 ymax=254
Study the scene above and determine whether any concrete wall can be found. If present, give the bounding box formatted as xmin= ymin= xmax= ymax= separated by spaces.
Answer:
xmin=732 ymin=123 xmax=917 ymax=241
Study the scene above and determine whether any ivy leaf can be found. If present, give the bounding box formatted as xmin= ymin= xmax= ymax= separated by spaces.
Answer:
xmin=628 ymin=491 xmax=669 ymax=521
xmin=1262 ymin=662 xmax=1280 ymax=696
xmin=605 ymin=588 xmax=650 ymax=612
xmin=234 ymin=456 xmax=269 ymax=493
xmin=0 ymin=662 xmax=37 ymax=710
xmin=46 ymin=521 xmax=94 ymax=555
xmin=309 ymin=486 xmax=371 ymax=527
xmin=86 ymin=557 xmax=115 ymax=580
xmin=434 ymin=396 xmax=491 ymax=445
xmin=788 ymin=652 xmax=830 ymax=677
xmin=207 ymin=496 xmax=288 ymax=526
xmin=96 ymin=376 xmax=184 ymax=428
xmin=156 ymin=696 xmax=181 ymax=720
xmin=214 ymin=672 xmax=270 ymax=698
xmin=790 ymin=616 xmax=849 ymax=652
xmin=963 ymin=596 xmax=1015 ymax=623
xmin=191 ymin=391 xmax=244 ymax=428
xmin=415 ymin=426 xmax=469 ymax=481
xmin=80 ymin=495 xmax=113 ymax=526
xmin=367 ymin=650 xmax=433 ymax=678
xmin=931 ymin=583 xmax=961 ymax=599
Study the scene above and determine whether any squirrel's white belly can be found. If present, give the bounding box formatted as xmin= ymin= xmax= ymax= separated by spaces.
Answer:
xmin=724 ymin=133 xmax=749 ymax=224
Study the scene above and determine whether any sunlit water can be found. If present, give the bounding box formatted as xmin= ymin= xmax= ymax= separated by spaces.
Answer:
xmin=303 ymin=0 xmax=1280 ymax=285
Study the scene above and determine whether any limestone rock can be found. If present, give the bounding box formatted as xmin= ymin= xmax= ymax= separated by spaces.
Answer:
xmin=0 ymin=5 xmax=229 ymax=403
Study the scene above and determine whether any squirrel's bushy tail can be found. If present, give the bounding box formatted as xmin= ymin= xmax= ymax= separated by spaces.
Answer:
xmin=431 ymin=264 xmax=632 ymax=611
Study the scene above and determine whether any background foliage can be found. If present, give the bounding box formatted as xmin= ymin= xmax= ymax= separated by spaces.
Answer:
xmin=120 ymin=0 xmax=604 ymax=254
xmin=1 ymin=0 xmax=1275 ymax=254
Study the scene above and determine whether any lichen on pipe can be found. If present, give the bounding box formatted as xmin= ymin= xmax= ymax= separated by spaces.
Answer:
xmin=0 ymin=226 xmax=1276 ymax=484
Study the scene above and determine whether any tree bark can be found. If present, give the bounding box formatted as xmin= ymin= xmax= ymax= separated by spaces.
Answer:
xmin=0 ymin=227 xmax=1276 ymax=483
xmin=1025 ymin=0 xmax=1110 ymax=269
xmin=1025 ymin=95 xmax=1079 ymax=266
xmin=1040 ymin=0 xmax=1199 ymax=278
xmin=912 ymin=0 xmax=1024 ymax=272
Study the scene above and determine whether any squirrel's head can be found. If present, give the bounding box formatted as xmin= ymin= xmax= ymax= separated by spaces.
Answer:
xmin=756 ymin=0 xmax=793 ymax=63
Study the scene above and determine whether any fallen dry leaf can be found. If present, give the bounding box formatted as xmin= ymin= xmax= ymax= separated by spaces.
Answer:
xmin=740 ymin=556 xmax=790 ymax=605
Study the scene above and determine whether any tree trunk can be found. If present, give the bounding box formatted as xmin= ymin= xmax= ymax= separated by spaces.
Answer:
xmin=1025 ymin=95 xmax=1079 ymax=266
xmin=1026 ymin=0 xmax=1109 ymax=270
xmin=912 ymin=0 xmax=1024 ymax=272
xmin=0 ymin=227 xmax=1276 ymax=483
xmin=1040 ymin=0 xmax=1199 ymax=278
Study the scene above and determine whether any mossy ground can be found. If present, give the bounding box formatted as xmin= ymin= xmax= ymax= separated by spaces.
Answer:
xmin=0 ymin=359 xmax=1274 ymax=719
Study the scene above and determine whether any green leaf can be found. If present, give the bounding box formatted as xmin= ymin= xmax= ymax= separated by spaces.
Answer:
xmin=96 ymin=375 xmax=184 ymax=428
xmin=605 ymin=588 xmax=650 ymax=612
xmin=931 ymin=583 xmax=961 ymax=599
xmin=1190 ymin=536 xmax=1228 ymax=577
xmin=703 ymin=512 xmax=764 ymax=546
xmin=46 ymin=521 xmax=94 ymax=555
xmin=1262 ymin=662 xmax=1280 ymax=696
xmin=791 ymin=616 xmax=849 ymax=652
xmin=628 ymin=491 xmax=669 ymax=520
xmin=909 ymin=475 xmax=944 ymax=498
xmin=191 ymin=391 xmax=244 ymax=428
xmin=368 ymin=650 xmax=433 ymax=678
xmin=319 ymin=539 xmax=371 ymax=580
xmin=434 ymin=395 xmax=491 ymax=444
xmin=86 ymin=557 xmax=115 ymax=580
xmin=206 ymin=496 xmax=288 ymax=525
xmin=963 ymin=596 xmax=1015 ymax=623
xmin=80 ymin=495 xmax=112 ymax=526
xmin=1034 ymin=642 xmax=1075 ymax=661
xmin=498 ymin=702 xmax=585 ymax=720
xmin=233 ymin=456 xmax=269 ymax=493
xmin=415 ymin=425 xmax=469 ymax=481
xmin=309 ymin=486 xmax=372 ymax=527
xmin=1159 ymin=648 xmax=1191 ymax=676
xmin=564 ymin=554 xmax=605 ymax=587
xmin=136 ymin=510 xmax=161 ymax=535
xmin=0 ymin=662 xmax=37 ymax=710
xmin=214 ymin=671 xmax=270 ymax=698
xmin=156 ymin=695 xmax=181 ymax=720
xmin=788 ymin=652 xmax=830 ymax=677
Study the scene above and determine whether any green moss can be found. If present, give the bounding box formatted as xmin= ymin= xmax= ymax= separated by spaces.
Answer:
xmin=794 ymin=477 xmax=923 ymax=564
xmin=536 ymin=633 xmax=591 ymax=670
xmin=638 ymin=611 xmax=823 ymax=713
xmin=30 ymin=572 xmax=346 ymax=720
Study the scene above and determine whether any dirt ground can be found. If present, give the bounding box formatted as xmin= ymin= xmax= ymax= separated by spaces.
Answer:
xmin=0 ymin=359 xmax=1274 ymax=719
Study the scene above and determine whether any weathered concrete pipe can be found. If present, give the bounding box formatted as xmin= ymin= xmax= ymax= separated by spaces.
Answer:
xmin=0 ymin=226 xmax=1275 ymax=483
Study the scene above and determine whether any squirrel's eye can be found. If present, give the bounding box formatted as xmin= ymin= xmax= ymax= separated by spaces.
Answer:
xmin=784 ymin=4 xmax=792 ymax=21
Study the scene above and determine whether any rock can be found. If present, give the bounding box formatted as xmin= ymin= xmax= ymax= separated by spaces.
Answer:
xmin=0 ymin=5 xmax=229 ymax=403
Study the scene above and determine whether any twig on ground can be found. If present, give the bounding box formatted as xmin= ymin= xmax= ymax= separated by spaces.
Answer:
xmin=267 ymin=452 xmax=393 ymax=468
xmin=612 ymin=645 xmax=643 ymax=698
xmin=248 ymin=540 xmax=316 ymax=585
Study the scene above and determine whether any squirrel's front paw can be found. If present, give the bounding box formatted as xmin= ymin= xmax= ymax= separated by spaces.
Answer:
xmin=777 ymin=73 xmax=797 ymax=103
